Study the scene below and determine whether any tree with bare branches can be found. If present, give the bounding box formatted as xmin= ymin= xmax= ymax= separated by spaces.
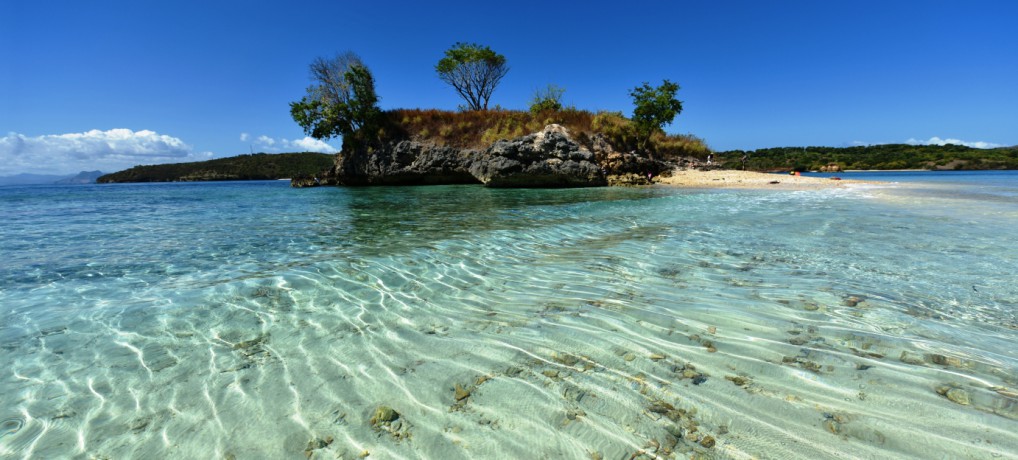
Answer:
xmin=290 ymin=51 xmax=380 ymax=140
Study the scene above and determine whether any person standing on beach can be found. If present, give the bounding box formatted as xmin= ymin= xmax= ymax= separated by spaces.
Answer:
xmin=741 ymin=154 xmax=748 ymax=170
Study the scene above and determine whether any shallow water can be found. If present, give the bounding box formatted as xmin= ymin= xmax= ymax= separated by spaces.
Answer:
xmin=2 ymin=176 xmax=1017 ymax=459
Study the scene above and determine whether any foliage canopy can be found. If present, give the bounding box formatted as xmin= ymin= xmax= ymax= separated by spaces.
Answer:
xmin=436 ymin=43 xmax=509 ymax=111
xmin=290 ymin=52 xmax=381 ymax=141
xmin=630 ymin=80 xmax=683 ymax=152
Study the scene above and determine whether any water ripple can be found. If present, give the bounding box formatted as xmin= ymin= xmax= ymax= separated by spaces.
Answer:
xmin=2 ymin=181 xmax=1018 ymax=458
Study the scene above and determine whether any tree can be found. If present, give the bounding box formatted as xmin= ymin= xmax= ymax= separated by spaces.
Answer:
xmin=630 ymin=80 xmax=683 ymax=152
xmin=290 ymin=52 xmax=380 ymax=140
xmin=436 ymin=43 xmax=509 ymax=111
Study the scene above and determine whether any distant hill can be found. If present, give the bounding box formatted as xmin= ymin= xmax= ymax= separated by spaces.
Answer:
xmin=0 ymin=173 xmax=69 ymax=186
xmin=0 ymin=171 xmax=104 ymax=185
xmin=55 ymin=170 xmax=104 ymax=184
xmin=97 ymin=152 xmax=334 ymax=183
xmin=718 ymin=144 xmax=1018 ymax=172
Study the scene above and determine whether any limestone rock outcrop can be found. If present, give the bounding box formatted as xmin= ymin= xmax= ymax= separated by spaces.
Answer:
xmin=332 ymin=141 xmax=478 ymax=186
xmin=297 ymin=124 xmax=612 ymax=188
xmin=469 ymin=125 xmax=606 ymax=187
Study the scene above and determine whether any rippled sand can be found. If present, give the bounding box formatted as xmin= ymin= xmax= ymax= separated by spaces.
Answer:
xmin=2 ymin=182 xmax=1016 ymax=459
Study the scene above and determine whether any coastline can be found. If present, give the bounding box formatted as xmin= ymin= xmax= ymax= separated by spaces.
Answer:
xmin=655 ymin=168 xmax=874 ymax=190
xmin=842 ymin=169 xmax=927 ymax=172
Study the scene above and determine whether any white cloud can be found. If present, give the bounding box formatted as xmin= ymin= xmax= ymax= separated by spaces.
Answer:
xmin=906 ymin=136 xmax=1002 ymax=149
xmin=289 ymin=137 xmax=339 ymax=153
xmin=250 ymin=135 xmax=338 ymax=154
xmin=239 ymin=132 xmax=249 ymax=142
xmin=0 ymin=129 xmax=214 ymax=176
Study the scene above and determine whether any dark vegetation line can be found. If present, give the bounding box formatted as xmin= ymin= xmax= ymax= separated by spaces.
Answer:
xmin=719 ymin=144 xmax=1018 ymax=172
xmin=96 ymin=153 xmax=334 ymax=183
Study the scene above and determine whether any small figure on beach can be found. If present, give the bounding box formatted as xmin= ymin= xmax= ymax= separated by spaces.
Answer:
xmin=741 ymin=154 xmax=748 ymax=170
xmin=707 ymin=153 xmax=713 ymax=165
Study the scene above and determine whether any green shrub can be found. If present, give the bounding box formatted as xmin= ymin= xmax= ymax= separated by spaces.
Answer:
xmin=529 ymin=85 xmax=565 ymax=114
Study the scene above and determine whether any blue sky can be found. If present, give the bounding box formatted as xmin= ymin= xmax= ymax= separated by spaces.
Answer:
xmin=2 ymin=0 xmax=1016 ymax=175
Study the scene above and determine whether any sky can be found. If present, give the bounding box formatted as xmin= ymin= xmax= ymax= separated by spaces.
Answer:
xmin=2 ymin=0 xmax=1016 ymax=176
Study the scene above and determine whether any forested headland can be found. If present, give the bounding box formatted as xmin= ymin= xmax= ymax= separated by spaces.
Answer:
xmin=718 ymin=144 xmax=1018 ymax=172
xmin=96 ymin=153 xmax=334 ymax=183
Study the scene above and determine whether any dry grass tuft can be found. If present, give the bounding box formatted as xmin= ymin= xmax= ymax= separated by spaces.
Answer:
xmin=379 ymin=108 xmax=709 ymax=160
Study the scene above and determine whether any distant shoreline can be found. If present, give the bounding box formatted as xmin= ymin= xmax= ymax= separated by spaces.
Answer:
xmin=841 ymin=169 xmax=927 ymax=172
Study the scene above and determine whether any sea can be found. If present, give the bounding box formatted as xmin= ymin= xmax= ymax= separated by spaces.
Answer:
xmin=2 ymin=171 xmax=1016 ymax=459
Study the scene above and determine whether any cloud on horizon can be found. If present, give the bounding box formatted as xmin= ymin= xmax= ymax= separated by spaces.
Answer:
xmin=906 ymin=136 xmax=1002 ymax=149
xmin=0 ymin=129 xmax=214 ymax=176
xmin=245 ymin=134 xmax=338 ymax=154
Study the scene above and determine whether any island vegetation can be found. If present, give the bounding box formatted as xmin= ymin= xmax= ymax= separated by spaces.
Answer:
xmin=719 ymin=144 xmax=1018 ymax=172
xmin=96 ymin=152 xmax=334 ymax=183
xmin=288 ymin=45 xmax=708 ymax=188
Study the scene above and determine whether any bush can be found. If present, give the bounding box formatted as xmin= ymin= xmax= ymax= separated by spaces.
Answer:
xmin=630 ymin=80 xmax=683 ymax=152
xmin=529 ymin=85 xmax=565 ymax=114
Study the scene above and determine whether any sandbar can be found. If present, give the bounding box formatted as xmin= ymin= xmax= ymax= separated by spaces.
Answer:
xmin=655 ymin=169 xmax=870 ymax=190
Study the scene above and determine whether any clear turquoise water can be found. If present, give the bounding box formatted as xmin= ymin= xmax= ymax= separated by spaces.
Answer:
xmin=2 ymin=175 xmax=1017 ymax=459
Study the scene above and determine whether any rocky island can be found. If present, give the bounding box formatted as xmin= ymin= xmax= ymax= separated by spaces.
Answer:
xmin=291 ymin=109 xmax=707 ymax=189
xmin=288 ymin=46 xmax=706 ymax=189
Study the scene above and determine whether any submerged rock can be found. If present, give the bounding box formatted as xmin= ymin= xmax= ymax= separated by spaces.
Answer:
xmin=454 ymin=383 xmax=471 ymax=401
xmin=552 ymin=352 xmax=581 ymax=366
xmin=928 ymin=353 xmax=964 ymax=367
xmin=369 ymin=405 xmax=411 ymax=440
xmin=370 ymin=406 xmax=399 ymax=425
xmin=946 ymin=389 xmax=970 ymax=405
xmin=725 ymin=375 xmax=751 ymax=387
xmin=899 ymin=351 xmax=926 ymax=365
xmin=844 ymin=296 xmax=864 ymax=307
xmin=937 ymin=386 xmax=971 ymax=405
xmin=304 ymin=436 xmax=333 ymax=458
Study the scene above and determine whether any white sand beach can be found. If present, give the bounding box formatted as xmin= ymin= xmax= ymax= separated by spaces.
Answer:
xmin=656 ymin=169 xmax=869 ymax=190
